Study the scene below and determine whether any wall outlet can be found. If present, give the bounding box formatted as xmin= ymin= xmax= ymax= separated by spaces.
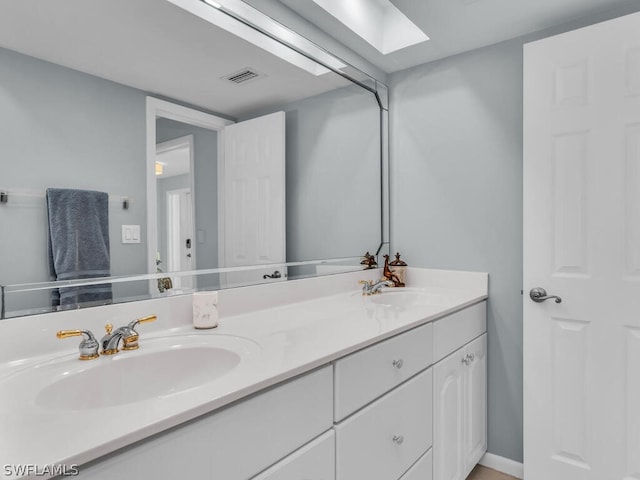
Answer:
xmin=122 ymin=225 xmax=141 ymax=244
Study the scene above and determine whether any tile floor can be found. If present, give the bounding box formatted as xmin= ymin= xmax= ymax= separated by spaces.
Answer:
xmin=466 ymin=465 xmax=520 ymax=480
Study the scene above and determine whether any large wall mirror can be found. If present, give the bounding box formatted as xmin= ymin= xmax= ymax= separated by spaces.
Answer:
xmin=0 ymin=0 xmax=388 ymax=318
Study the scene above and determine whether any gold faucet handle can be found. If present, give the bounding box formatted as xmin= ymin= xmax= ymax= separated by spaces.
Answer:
xmin=137 ymin=314 xmax=157 ymax=324
xmin=122 ymin=315 xmax=157 ymax=351
xmin=358 ymin=280 xmax=372 ymax=285
xmin=104 ymin=323 xmax=113 ymax=335
xmin=56 ymin=329 xmax=83 ymax=339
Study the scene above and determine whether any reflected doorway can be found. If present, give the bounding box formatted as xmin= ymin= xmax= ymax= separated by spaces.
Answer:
xmin=155 ymin=135 xmax=195 ymax=290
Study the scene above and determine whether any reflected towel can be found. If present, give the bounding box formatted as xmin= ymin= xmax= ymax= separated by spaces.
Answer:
xmin=46 ymin=188 xmax=112 ymax=306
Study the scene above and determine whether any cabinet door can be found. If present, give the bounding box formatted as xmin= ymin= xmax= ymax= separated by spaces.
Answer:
xmin=434 ymin=350 xmax=465 ymax=480
xmin=464 ymin=334 xmax=487 ymax=476
xmin=335 ymin=368 xmax=432 ymax=480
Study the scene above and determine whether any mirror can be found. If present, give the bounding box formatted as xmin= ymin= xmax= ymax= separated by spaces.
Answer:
xmin=0 ymin=0 xmax=387 ymax=318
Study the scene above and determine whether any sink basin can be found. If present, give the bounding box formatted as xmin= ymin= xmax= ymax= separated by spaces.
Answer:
xmin=6 ymin=334 xmax=260 ymax=411
xmin=364 ymin=289 xmax=446 ymax=308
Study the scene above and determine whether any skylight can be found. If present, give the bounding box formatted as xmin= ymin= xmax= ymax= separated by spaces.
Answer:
xmin=312 ymin=0 xmax=429 ymax=55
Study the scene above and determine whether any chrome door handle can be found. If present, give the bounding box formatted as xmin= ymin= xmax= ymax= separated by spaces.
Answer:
xmin=529 ymin=287 xmax=562 ymax=304
xmin=263 ymin=270 xmax=281 ymax=279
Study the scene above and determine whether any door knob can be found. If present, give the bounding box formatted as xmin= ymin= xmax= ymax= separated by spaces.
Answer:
xmin=529 ymin=287 xmax=562 ymax=304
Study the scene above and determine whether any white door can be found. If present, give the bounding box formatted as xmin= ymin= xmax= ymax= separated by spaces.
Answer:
xmin=220 ymin=111 xmax=286 ymax=286
xmin=524 ymin=12 xmax=640 ymax=480
xmin=166 ymin=188 xmax=194 ymax=289
xmin=464 ymin=334 xmax=487 ymax=476
xmin=434 ymin=351 xmax=465 ymax=480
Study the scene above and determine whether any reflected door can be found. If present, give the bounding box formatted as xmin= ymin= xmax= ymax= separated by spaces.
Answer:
xmin=166 ymin=188 xmax=194 ymax=290
xmin=220 ymin=111 xmax=286 ymax=286
xmin=156 ymin=134 xmax=195 ymax=291
xmin=523 ymin=12 xmax=640 ymax=479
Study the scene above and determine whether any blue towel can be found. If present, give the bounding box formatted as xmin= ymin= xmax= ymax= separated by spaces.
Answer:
xmin=46 ymin=188 xmax=112 ymax=307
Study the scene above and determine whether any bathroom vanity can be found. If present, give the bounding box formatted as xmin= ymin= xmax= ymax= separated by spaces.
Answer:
xmin=0 ymin=268 xmax=487 ymax=480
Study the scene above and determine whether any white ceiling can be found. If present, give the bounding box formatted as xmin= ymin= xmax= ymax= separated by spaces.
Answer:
xmin=157 ymin=146 xmax=191 ymax=178
xmin=0 ymin=0 xmax=350 ymax=118
xmin=273 ymin=0 xmax=640 ymax=74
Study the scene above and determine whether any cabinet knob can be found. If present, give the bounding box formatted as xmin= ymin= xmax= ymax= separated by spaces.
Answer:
xmin=462 ymin=354 xmax=475 ymax=365
xmin=392 ymin=435 xmax=405 ymax=445
xmin=392 ymin=359 xmax=404 ymax=369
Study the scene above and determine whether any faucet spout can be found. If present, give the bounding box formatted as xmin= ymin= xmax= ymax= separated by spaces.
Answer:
xmin=100 ymin=324 xmax=129 ymax=355
xmin=359 ymin=279 xmax=394 ymax=296
xmin=100 ymin=315 xmax=157 ymax=355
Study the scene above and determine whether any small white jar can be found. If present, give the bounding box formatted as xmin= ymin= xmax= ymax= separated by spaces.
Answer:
xmin=192 ymin=291 xmax=219 ymax=329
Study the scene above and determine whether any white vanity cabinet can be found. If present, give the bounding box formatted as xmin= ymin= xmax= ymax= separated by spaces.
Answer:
xmin=433 ymin=333 xmax=487 ymax=480
xmin=333 ymin=321 xmax=434 ymax=480
xmin=333 ymin=321 xmax=433 ymax=421
xmin=72 ymin=300 xmax=487 ymax=480
xmin=334 ymin=368 xmax=433 ymax=480
xmin=78 ymin=366 xmax=334 ymax=480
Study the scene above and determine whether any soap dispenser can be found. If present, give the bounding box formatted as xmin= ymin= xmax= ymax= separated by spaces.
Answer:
xmin=389 ymin=253 xmax=408 ymax=286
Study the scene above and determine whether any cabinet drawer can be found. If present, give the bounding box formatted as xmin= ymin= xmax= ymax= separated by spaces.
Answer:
xmin=79 ymin=366 xmax=333 ymax=480
xmin=335 ymin=368 xmax=433 ymax=480
xmin=334 ymin=321 xmax=433 ymax=420
xmin=433 ymin=302 xmax=486 ymax=363
xmin=400 ymin=449 xmax=433 ymax=480
xmin=252 ymin=431 xmax=335 ymax=480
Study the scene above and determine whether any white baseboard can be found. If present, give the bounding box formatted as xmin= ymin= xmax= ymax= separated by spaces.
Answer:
xmin=479 ymin=452 xmax=524 ymax=479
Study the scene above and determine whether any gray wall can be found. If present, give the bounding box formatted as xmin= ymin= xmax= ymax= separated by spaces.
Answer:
xmin=156 ymin=119 xmax=219 ymax=272
xmin=0 ymin=46 xmax=147 ymax=288
xmin=242 ymin=84 xmax=381 ymax=263
xmin=389 ymin=2 xmax=640 ymax=464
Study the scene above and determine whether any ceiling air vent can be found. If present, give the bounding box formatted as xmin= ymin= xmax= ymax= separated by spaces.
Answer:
xmin=223 ymin=68 xmax=263 ymax=85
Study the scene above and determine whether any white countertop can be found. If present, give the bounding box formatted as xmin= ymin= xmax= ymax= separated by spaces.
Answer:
xmin=0 ymin=268 xmax=487 ymax=478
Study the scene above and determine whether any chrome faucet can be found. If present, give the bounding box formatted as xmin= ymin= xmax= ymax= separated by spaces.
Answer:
xmin=359 ymin=279 xmax=394 ymax=296
xmin=100 ymin=314 xmax=157 ymax=355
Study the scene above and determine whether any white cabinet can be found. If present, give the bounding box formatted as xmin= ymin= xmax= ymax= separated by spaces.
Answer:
xmin=464 ymin=334 xmax=487 ymax=474
xmin=433 ymin=333 xmax=487 ymax=480
xmin=76 ymin=301 xmax=487 ymax=480
xmin=78 ymin=366 xmax=334 ymax=480
xmin=432 ymin=302 xmax=486 ymax=363
xmin=334 ymin=321 xmax=433 ymax=421
xmin=335 ymin=368 xmax=433 ymax=480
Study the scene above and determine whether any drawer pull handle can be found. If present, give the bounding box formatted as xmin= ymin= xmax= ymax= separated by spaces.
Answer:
xmin=392 ymin=359 xmax=404 ymax=369
xmin=392 ymin=435 xmax=405 ymax=445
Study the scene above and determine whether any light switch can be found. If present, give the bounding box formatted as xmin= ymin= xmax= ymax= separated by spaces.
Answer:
xmin=122 ymin=225 xmax=141 ymax=244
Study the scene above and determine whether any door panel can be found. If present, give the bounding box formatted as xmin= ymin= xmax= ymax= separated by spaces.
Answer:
xmin=524 ymin=11 xmax=640 ymax=480
xmin=434 ymin=351 xmax=464 ymax=480
xmin=464 ymin=334 xmax=487 ymax=476
xmin=221 ymin=111 xmax=286 ymax=285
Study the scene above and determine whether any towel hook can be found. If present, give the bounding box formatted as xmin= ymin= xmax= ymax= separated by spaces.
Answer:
xmin=122 ymin=198 xmax=129 ymax=210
